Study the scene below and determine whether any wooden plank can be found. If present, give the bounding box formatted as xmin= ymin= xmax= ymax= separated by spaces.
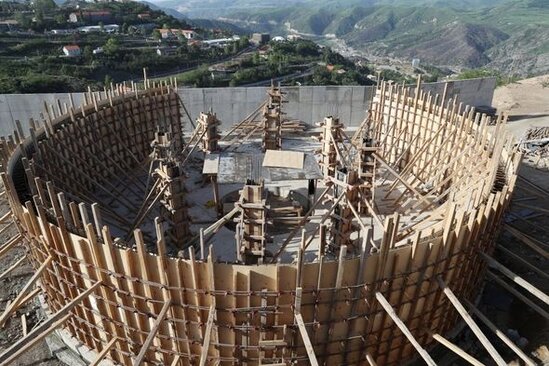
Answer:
xmin=1 ymin=314 xmax=71 ymax=365
xmin=374 ymin=292 xmax=436 ymax=366
xmin=436 ymin=276 xmax=507 ymax=366
xmin=294 ymin=312 xmax=319 ymax=366
xmin=0 ymin=234 xmax=22 ymax=259
xmin=0 ymin=256 xmax=26 ymax=281
xmin=0 ymin=281 xmax=102 ymax=364
xmin=133 ymin=300 xmax=172 ymax=366
xmin=482 ymin=253 xmax=549 ymax=305
xmin=262 ymin=150 xmax=304 ymax=169
xmin=487 ymin=271 xmax=549 ymax=320
xmin=496 ymin=246 xmax=548 ymax=279
xmin=431 ymin=333 xmax=483 ymax=366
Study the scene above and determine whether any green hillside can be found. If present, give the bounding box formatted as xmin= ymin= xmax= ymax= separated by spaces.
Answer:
xmin=211 ymin=0 xmax=548 ymax=76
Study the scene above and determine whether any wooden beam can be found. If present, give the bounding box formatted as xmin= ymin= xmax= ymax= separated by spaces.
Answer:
xmin=504 ymin=224 xmax=549 ymax=259
xmin=90 ymin=338 xmax=118 ymax=366
xmin=431 ymin=333 xmax=483 ymax=366
xmin=0 ymin=256 xmax=26 ymax=281
xmin=375 ymin=292 xmax=436 ymax=366
xmin=496 ymin=245 xmax=549 ymax=280
xmin=373 ymin=153 xmax=432 ymax=206
xmin=465 ymin=301 xmax=536 ymax=366
xmin=294 ymin=312 xmax=320 ymax=366
xmin=1 ymin=314 xmax=71 ymax=365
xmin=436 ymin=276 xmax=507 ymax=366
xmin=133 ymin=300 xmax=171 ymax=366
xmin=487 ymin=271 xmax=549 ymax=320
xmin=0 ymin=281 xmax=102 ymax=364
xmin=481 ymin=253 xmax=549 ymax=305
xmin=0 ymin=256 xmax=53 ymax=327
xmin=0 ymin=234 xmax=22 ymax=259
xmin=199 ymin=304 xmax=216 ymax=366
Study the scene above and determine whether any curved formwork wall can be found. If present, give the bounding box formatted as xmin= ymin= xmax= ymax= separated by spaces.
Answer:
xmin=0 ymin=82 xmax=519 ymax=366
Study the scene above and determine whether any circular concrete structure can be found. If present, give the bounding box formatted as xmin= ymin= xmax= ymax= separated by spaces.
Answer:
xmin=0 ymin=80 xmax=519 ymax=365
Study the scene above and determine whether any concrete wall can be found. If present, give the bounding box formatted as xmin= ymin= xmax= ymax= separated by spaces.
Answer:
xmin=0 ymin=77 xmax=496 ymax=136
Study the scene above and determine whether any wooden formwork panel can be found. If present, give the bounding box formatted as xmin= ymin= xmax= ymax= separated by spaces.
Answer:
xmin=0 ymin=81 xmax=520 ymax=366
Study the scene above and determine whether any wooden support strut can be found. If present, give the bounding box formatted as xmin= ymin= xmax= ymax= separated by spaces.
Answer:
xmin=133 ymin=300 xmax=172 ymax=366
xmin=465 ymin=300 xmax=536 ymax=366
xmin=375 ymin=292 xmax=437 ymax=366
xmin=480 ymin=252 xmax=549 ymax=305
xmin=0 ymin=281 xmax=103 ymax=365
xmin=0 ymin=256 xmax=53 ymax=327
xmin=294 ymin=313 xmax=319 ymax=366
xmin=430 ymin=333 xmax=484 ymax=366
xmin=436 ymin=276 xmax=507 ymax=366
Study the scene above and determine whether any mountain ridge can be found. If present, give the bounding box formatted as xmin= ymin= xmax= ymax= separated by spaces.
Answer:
xmin=190 ymin=0 xmax=548 ymax=76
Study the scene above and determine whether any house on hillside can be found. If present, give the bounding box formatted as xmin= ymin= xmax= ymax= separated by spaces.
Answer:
xmin=137 ymin=13 xmax=151 ymax=20
xmin=251 ymin=33 xmax=270 ymax=45
xmin=69 ymin=11 xmax=113 ymax=24
xmin=63 ymin=45 xmax=81 ymax=57
xmin=158 ymin=29 xmax=197 ymax=40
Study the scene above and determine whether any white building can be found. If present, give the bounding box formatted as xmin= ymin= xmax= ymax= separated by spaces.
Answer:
xmin=63 ymin=45 xmax=81 ymax=57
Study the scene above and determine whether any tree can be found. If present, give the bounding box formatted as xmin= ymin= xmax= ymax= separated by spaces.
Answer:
xmin=33 ymin=0 xmax=56 ymax=15
xmin=252 ymin=52 xmax=261 ymax=65
xmin=15 ymin=12 xmax=32 ymax=29
xmin=152 ymin=29 xmax=161 ymax=40
xmin=54 ymin=13 xmax=66 ymax=26
xmin=103 ymin=38 xmax=120 ymax=57
xmin=121 ymin=23 xmax=129 ymax=34
xmin=83 ymin=45 xmax=93 ymax=61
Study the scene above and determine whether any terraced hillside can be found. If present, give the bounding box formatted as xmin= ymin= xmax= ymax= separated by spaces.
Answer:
xmin=169 ymin=0 xmax=549 ymax=76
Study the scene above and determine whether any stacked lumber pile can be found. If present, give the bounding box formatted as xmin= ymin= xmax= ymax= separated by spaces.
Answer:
xmin=518 ymin=127 xmax=549 ymax=168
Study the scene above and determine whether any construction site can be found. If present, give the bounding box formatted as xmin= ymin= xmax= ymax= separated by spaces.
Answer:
xmin=0 ymin=75 xmax=547 ymax=366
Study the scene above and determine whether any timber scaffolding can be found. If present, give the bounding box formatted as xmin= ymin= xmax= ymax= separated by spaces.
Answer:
xmin=0 ymin=75 xmax=546 ymax=366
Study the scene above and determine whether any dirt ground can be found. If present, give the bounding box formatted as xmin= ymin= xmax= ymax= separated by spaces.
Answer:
xmin=0 ymin=196 xmax=63 ymax=366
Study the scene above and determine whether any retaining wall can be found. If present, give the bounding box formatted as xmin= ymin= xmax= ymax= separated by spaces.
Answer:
xmin=0 ymin=78 xmax=496 ymax=136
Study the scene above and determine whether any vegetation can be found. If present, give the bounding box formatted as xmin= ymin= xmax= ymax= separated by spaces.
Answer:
xmin=173 ymin=39 xmax=376 ymax=88
xmin=456 ymin=68 xmax=519 ymax=86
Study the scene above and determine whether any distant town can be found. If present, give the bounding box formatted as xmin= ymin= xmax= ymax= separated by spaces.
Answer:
xmin=0 ymin=0 xmax=469 ymax=93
